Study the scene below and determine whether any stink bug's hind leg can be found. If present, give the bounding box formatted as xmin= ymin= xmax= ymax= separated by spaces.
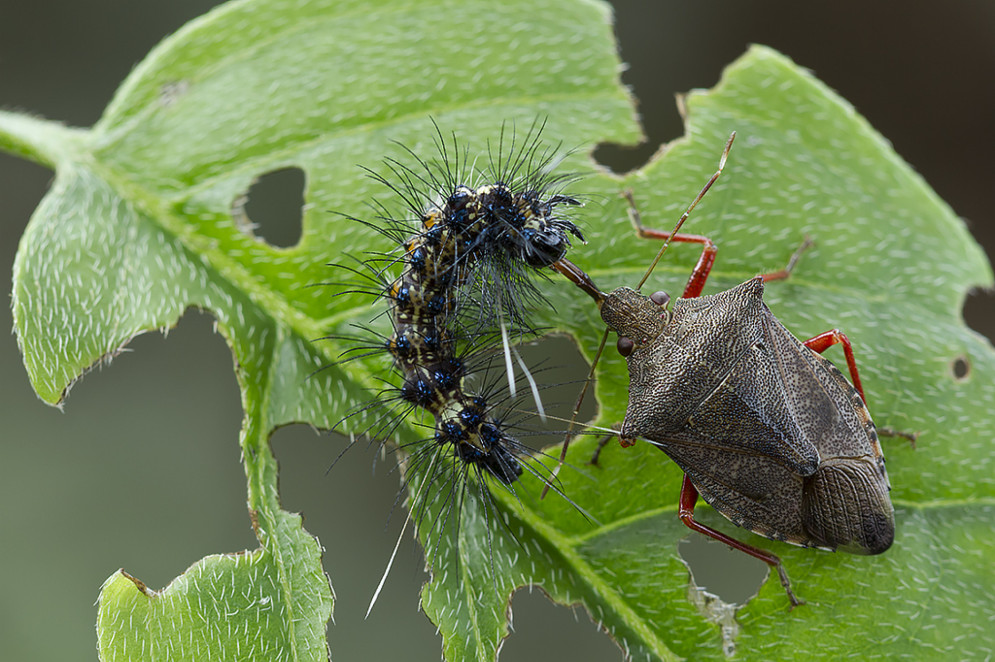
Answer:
xmin=678 ymin=475 xmax=803 ymax=608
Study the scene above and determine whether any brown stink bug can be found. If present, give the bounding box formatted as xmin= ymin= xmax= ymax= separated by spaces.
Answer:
xmin=550 ymin=133 xmax=894 ymax=607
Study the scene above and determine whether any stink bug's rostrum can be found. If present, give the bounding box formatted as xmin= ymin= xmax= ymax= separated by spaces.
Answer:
xmin=552 ymin=133 xmax=894 ymax=607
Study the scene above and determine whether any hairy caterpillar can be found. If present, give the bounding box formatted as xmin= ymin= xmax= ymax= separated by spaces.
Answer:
xmin=339 ymin=122 xmax=584 ymax=496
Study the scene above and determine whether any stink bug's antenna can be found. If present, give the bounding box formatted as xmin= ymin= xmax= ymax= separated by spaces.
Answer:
xmin=635 ymin=131 xmax=736 ymax=291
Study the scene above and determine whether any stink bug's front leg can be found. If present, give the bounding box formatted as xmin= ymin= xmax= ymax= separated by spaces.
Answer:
xmin=629 ymin=196 xmax=814 ymax=300
xmin=625 ymin=189 xmax=717 ymax=299
xmin=678 ymin=475 xmax=804 ymax=608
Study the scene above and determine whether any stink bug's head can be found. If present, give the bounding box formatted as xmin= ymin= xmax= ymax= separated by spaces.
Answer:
xmin=600 ymin=286 xmax=671 ymax=350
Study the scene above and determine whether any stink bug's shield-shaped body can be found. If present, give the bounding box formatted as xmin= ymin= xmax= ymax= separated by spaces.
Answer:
xmin=601 ymin=279 xmax=895 ymax=555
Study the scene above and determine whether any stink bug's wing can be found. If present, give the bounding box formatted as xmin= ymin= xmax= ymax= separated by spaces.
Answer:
xmin=655 ymin=330 xmax=830 ymax=547
xmin=766 ymin=322 xmax=895 ymax=554
xmin=638 ymin=279 xmax=853 ymax=547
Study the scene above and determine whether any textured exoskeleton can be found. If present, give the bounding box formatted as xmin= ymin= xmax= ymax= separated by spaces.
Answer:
xmin=600 ymin=277 xmax=894 ymax=554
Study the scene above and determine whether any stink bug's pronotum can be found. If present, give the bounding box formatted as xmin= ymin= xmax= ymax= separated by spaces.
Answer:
xmin=551 ymin=133 xmax=894 ymax=606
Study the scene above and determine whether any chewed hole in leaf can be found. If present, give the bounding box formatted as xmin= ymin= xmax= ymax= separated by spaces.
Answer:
xmin=502 ymin=589 xmax=625 ymax=661
xmin=234 ymin=166 xmax=306 ymax=248
xmin=963 ymin=289 xmax=995 ymax=346
xmin=951 ymin=355 xmax=971 ymax=381
xmin=678 ymin=534 xmax=767 ymax=605
xmin=510 ymin=336 xmax=598 ymax=448
xmin=591 ymin=139 xmax=657 ymax=177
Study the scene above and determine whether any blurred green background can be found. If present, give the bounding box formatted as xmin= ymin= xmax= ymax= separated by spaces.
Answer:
xmin=2 ymin=2 xmax=992 ymax=660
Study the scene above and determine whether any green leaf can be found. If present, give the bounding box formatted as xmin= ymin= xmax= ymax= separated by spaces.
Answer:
xmin=96 ymin=510 xmax=330 ymax=661
xmin=2 ymin=0 xmax=991 ymax=660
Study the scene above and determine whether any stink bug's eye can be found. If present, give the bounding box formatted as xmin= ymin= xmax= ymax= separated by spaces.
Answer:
xmin=650 ymin=291 xmax=670 ymax=307
xmin=616 ymin=336 xmax=635 ymax=357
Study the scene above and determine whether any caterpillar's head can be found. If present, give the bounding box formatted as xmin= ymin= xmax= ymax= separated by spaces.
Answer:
xmin=475 ymin=184 xmax=583 ymax=267
xmin=519 ymin=192 xmax=584 ymax=267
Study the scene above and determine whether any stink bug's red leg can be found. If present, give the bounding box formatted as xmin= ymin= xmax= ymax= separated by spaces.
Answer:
xmin=678 ymin=475 xmax=803 ymax=608
xmin=802 ymin=330 xmax=867 ymax=403
xmin=759 ymin=237 xmax=814 ymax=283
xmin=625 ymin=190 xmax=717 ymax=299
xmin=626 ymin=131 xmax=735 ymax=297
xmin=804 ymin=324 xmax=919 ymax=446
xmin=760 ymin=239 xmax=876 ymax=411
